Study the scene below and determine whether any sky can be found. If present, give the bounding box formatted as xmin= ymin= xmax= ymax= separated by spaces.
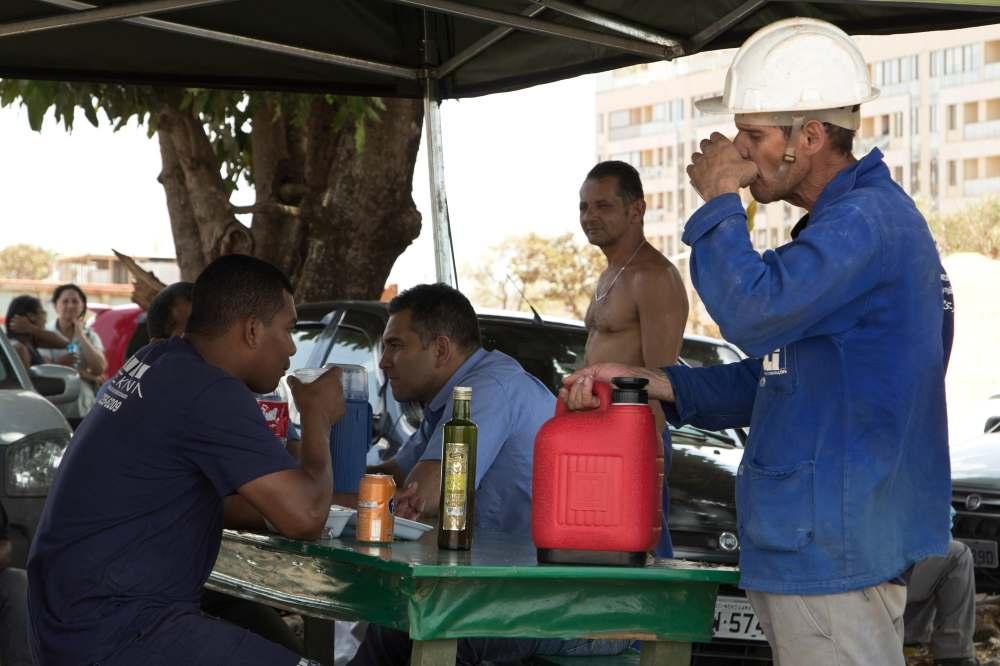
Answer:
xmin=0 ymin=74 xmax=598 ymax=289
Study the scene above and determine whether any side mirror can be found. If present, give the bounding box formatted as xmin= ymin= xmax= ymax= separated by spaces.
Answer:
xmin=29 ymin=364 xmax=81 ymax=405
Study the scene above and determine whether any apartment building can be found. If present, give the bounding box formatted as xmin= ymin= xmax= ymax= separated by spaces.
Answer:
xmin=595 ymin=23 xmax=1000 ymax=331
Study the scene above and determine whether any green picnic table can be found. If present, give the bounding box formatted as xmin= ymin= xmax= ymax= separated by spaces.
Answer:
xmin=207 ymin=529 xmax=740 ymax=666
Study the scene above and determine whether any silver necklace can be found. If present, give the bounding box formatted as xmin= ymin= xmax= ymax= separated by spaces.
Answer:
xmin=594 ymin=241 xmax=644 ymax=302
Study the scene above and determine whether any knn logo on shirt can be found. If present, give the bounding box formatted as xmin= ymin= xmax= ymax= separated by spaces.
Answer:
xmin=762 ymin=348 xmax=787 ymax=376
xmin=108 ymin=356 xmax=150 ymax=400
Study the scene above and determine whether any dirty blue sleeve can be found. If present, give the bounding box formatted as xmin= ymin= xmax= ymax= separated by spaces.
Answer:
xmin=682 ymin=193 xmax=881 ymax=357
xmin=661 ymin=358 xmax=762 ymax=430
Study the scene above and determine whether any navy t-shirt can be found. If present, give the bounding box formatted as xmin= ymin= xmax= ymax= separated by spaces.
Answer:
xmin=27 ymin=337 xmax=297 ymax=665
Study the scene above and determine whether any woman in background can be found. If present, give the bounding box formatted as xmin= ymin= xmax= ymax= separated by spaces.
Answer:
xmin=39 ymin=284 xmax=106 ymax=426
xmin=4 ymin=296 xmax=51 ymax=369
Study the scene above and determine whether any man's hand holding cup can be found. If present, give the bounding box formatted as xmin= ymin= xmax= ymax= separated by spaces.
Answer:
xmin=287 ymin=366 xmax=346 ymax=428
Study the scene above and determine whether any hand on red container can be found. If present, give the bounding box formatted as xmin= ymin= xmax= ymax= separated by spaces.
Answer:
xmin=394 ymin=481 xmax=425 ymax=521
xmin=559 ymin=363 xmax=675 ymax=410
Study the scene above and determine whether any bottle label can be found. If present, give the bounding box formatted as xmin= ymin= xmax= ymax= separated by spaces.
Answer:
xmin=441 ymin=441 xmax=468 ymax=531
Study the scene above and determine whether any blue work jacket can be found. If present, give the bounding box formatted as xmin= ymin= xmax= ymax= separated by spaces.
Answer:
xmin=665 ymin=149 xmax=951 ymax=594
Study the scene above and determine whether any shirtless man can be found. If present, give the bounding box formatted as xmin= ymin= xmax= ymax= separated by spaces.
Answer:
xmin=580 ymin=161 xmax=688 ymax=557
xmin=580 ymin=160 xmax=688 ymax=432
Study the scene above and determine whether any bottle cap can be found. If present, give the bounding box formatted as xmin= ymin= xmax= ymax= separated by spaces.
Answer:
xmin=453 ymin=386 xmax=472 ymax=400
xmin=612 ymin=376 xmax=648 ymax=404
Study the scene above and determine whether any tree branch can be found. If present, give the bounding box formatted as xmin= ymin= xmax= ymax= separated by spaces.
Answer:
xmin=231 ymin=202 xmax=302 ymax=216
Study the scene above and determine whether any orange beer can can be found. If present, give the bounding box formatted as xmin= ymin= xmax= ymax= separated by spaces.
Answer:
xmin=357 ymin=473 xmax=395 ymax=543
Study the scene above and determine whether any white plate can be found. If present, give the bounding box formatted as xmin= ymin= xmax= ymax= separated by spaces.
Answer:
xmin=325 ymin=505 xmax=356 ymax=538
xmin=343 ymin=514 xmax=433 ymax=541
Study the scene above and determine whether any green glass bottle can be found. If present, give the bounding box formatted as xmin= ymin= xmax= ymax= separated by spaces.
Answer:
xmin=438 ymin=386 xmax=478 ymax=550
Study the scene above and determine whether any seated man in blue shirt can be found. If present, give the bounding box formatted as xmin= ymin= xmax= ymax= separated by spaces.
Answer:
xmin=352 ymin=283 xmax=629 ymax=665
xmin=27 ymin=254 xmax=344 ymax=666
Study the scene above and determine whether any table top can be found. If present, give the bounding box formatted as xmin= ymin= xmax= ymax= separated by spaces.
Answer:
xmin=209 ymin=529 xmax=739 ymax=642
xmin=218 ymin=529 xmax=740 ymax=583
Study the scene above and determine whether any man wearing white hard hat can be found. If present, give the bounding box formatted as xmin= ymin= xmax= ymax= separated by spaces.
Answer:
xmin=561 ymin=17 xmax=956 ymax=666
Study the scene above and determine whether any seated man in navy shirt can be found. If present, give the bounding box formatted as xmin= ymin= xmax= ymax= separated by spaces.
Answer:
xmin=352 ymin=284 xmax=629 ymax=665
xmin=27 ymin=254 xmax=344 ymax=666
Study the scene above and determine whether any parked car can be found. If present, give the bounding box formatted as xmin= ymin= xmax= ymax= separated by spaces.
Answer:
xmin=0 ymin=330 xmax=78 ymax=567
xmin=287 ymin=300 xmax=769 ymax=664
xmin=951 ymin=425 xmax=1000 ymax=595
xmin=90 ymin=304 xmax=145 ymax=378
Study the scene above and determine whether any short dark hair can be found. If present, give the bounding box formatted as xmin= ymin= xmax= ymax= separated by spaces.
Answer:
xmin=388 ymin=284 xmax=481 ymax=351
xmin=147 ymin=281 xmax=194 ymax=339
xmin=5 ymin=295 xmax=44 ymax=339
xmin=585 ymin=161 xmax=644 ymax=205
xmin=781 ymin=121 xmax=856 ymax=156
xmin=185 ymin=255 xmax=294 ymax=337
xmin=52 ymin=284 xmax=88 ymax=315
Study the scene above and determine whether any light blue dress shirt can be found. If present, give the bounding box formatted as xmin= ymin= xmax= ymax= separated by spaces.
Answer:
xmin=393 ymin=348 xmax=556 ymax=535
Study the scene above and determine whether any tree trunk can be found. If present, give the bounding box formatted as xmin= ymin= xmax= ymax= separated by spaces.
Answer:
xmin=154 ymin=97 xmax=424 ymax=301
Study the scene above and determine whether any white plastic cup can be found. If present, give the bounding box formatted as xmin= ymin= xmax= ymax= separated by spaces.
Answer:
xmin=293 ymin=367 xmax=331 ymax=384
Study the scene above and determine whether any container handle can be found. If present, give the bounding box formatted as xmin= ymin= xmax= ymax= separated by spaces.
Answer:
xmin=555 ymin=380 xmax=612 ymax=416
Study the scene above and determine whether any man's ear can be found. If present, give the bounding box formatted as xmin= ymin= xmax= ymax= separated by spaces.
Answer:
xmin=801 ymin=120 xmax=827 ymax=156
xmin=432 ymin=335 xmax=452 ymax=367
xmin=631 ymin=197 xmax=646 ymax=224
xmin=243 ymin=316 xmax=261 ymax=349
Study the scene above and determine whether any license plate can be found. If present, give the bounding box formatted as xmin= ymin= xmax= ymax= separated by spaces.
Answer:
xmin=713 ymin=596 xmax=767 ymax=642
xmin=959 ymin=538 xmax=998 ymax=568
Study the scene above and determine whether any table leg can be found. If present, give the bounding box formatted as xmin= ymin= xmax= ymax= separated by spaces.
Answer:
xmin=410 ymin=638 xmax=458 ymax=665
xmin=303 ymin=616 xmax=336 ymax=666
xmin=640 ymin=640 xmax=692 ymax=665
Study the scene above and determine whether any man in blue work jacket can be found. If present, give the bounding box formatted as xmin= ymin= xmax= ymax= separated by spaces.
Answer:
xmin=563 ymin=17 xmax=954 ymax=666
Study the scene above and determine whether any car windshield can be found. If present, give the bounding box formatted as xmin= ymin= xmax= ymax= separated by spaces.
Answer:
xmin=288 ymin=323 xmax=326 ymax=372
xmin=680 ymin=338 xmax=742 ymax=368
xmin=480 ymin=321 xmax=586 ymax=395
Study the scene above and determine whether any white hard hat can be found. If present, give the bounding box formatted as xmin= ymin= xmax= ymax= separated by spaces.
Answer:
xmin=695 ymin=17 xmax=878 ymax=128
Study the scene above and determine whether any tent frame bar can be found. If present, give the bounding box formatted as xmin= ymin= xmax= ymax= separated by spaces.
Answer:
xmin=436 ymin=4 xmax=547 ymax=78
xmin=387 ymin=0 xmax=676 ymax=59
xmin=28 ymin=0 xmax=421 ymax=79
xmin=688 ymin=0 xmax=768 ymax=51
xmin=0 ymin=0 xmax=233 ymax=38
xmin=534 ymin=0 xmax=684 ymax=55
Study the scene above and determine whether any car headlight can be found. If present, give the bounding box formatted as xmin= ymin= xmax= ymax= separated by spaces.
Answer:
xmin=5 ymin=429 xmax=71 ymax=497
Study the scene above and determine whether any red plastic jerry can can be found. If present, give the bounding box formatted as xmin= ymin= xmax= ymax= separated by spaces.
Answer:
xmin=532 ymin=377 xmax=663 ymax=566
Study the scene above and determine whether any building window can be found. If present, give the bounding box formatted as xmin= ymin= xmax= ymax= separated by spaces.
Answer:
xmin=930 ymin=157 xmax=939 ymax=197
xmin=910 ymin=106 xmax=919 ymax=135
xmin=929 ymin=105 xmax=939 ymax=132
xmin=892 ymin=111 xmax=904 ymax=138
xmin=609 ymin=110 xmax=630 ymax=128
xmin=947 ymin=105 xmax=958 ymax=131
xmin=893 ymin=165 xmax=904 ymax=184
xmin=948 ymin=160 xmax=957 ymax=186
xmin=881 ymin=114 xmax=891 ymax=136
xmin=911 ymin=161 xmax=921 ymax=193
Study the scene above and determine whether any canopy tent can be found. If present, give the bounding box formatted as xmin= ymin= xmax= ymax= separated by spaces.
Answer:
xmin=3 ymin=0 xmax=1000 ymax=282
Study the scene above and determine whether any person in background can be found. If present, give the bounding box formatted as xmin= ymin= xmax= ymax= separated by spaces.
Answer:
xmin=904 ymin=533 xmax=983 ymax=666
xmin=38 ymin=284 xmax=107 ymax=428
xmin=579 ymin=159 xmax=688 ymax=557
xmin=0 ymin=504 xmax=30 ymax=666
xmin=4 ymin=296 xmax=62 ymax=369
xmin=146 ymin=281 xmax=194 ymax=342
